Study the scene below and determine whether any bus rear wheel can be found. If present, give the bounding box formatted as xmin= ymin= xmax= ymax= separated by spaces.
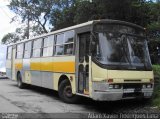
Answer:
xmin=17 ymin=73 xmax=25 ymax=89
xmin=58 ymin=80 xmax=79 ymax=103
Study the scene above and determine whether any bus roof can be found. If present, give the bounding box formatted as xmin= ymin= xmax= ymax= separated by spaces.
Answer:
xmin=7 ymin=19 xmax=144 ymax=46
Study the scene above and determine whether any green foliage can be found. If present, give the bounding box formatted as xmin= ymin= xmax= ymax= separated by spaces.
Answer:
xmin=153 ymin=65 xmax=160 ymax=77
xmin=151 ymin=65 xmax=160 ymax=108
xmin=1 ymin=25 xmax=44 ymax=44
xmin=1 ymin=33 xmax=20 ymax=44
xmin=147 ymin=2 xmax=160 ymax=63
xmin=49 ymin=0 xmax=152 ymax=30
xmin=50 ymin=0 xmax=76 ymax=30
xmin=9 ymin=0 xmax=56 ymax=33
xmin=2 ymin=0 xmax=160 ymax=55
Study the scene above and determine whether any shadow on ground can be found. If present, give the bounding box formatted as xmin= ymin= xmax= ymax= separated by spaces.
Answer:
xmin=10 ymin=83 xmax=149 ymax=113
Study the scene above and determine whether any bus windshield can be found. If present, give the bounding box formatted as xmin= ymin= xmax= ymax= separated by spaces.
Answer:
xmin=92 ymin=24 xmax=152 ymax=70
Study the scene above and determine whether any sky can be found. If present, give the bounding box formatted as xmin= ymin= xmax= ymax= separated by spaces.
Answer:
xmin=0 ymin=0 xmax=14 ymax=72
xmin=0 ymin=44 xmax=7 ymax=72
xmin=0 ymin=0 xmax=49 ymax=72
xmin=0 ymin=0 xmax=20 ymax=43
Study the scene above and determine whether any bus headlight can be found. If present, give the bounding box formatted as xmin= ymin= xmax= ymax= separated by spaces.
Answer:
xmin=146 ymin=84 xmax=152 ymax=88
xmin=109 ymin=84 xmax=121 ymax=89
xmin=109 ymin=84 xmax=114 ymax=89
xmin=114 ymin=84 xmax=121 ymax=89
xmin=143 ymin=84 xmax=152 ymax=88
xmin=142 ymin=85 xmax=146 ymax=88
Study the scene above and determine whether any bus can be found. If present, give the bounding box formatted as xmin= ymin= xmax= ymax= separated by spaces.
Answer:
xmin=6 ymin=19 xmax=154 ymax=103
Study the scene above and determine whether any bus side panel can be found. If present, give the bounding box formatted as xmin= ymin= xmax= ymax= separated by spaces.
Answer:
xmin=15 ymin=58 xmax=23 ymax=80
xmin=53 ymin=56 xmax=76 ymax=93
xmin=23 ymin=59 xmax=31 ymax=84
xmin=41 ymin=57 xmax=54 ymax=89
xmin=6 ymin=60 xmax=12 ymax=79
xmin=6 ymin=46 xmax=12 ymax=79
xmin=30 ymin=58 xmax=41 ymax=87
xmin=53 ymin=73 xmax=76 ymax=94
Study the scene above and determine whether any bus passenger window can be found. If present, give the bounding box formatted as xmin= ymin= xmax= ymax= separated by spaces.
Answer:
xmin=64 ymin=44 xmax=73 ymax=55
xmin=16 ymin=43 xmax=24 ymax=59
xmin=24 ymin=41 xmax=32 ymax=58
xmin=32 ymin=39 xmax=42 ymax=57
xmin=55 ymin=34 xmax=64 ymax=55
xmin=56 ymin=34 xmax=64 ymax=45
xmin=63 ymin=31 xmax=74 ymax=55
xmin=55 ymin=45 xmax=63 ymax=55
xmin=7 ymin=46 xmax=12 ymax=59
xmin=42 ymin=35 xmax=54 ymax=57
xmin=64 ymin=31 xmax=74 ymax=43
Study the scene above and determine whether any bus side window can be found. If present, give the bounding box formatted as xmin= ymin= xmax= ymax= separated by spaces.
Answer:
xmin=42 ymin=35 xmax=54 ymax=57
xmin=55 ymin=34 xmax=64 ymax=55
xmin=16 ymin=43 xmax=24 ymax=59
xmin=64 ymin=31 xmax=74 ymax=55
xmin=7 ymin=46 xmax=12 ymax=59
xmin=32 ymin=38 xmax=42 ymax=58
xmin=24 ymin=41 xmax=32 ymax=58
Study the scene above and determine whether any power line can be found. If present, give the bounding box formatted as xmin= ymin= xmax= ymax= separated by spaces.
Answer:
xmin=0 ymin=7 xmax=23 ymax=29
xmin=0 ymin=7 xmax=12 ymax=19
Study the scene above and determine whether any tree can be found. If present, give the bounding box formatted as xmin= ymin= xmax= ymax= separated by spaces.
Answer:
xmin=72 ymin=0 xmax=150 ymax=26
xmin=1 ymin=24 xmax=44 ymax=44
xmin=50 ymin=0 xmax=76 ymax=30
xmin=1 ymin=33 xmax=20 ymax=44
xmin=9 ymin=0 xmax=56 ymax=33
xmin=4 ymin=0 xmax=160 ymax=62
xmin=147 ymin=1 xmax=160 ymax=63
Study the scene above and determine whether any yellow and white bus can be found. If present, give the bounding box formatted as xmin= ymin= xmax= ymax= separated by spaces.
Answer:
xmin=6 ymin=19 xmax=154 ymax=103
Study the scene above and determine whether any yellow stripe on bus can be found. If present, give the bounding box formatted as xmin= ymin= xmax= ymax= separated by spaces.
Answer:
xmin=15 ymin=63 xmax=23 ymax=70
xmin=30 ymin=62 xmax=41 ymax=71
xmin=30 ymin=62 xmax=75 ymax=73
xmin=53 ymin=62 xmax=75 ymax=73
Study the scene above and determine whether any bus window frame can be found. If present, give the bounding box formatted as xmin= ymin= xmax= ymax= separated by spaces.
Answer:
xmin=54 ymin=30 xmax=75 ymax=56
xmin=42 ymin=35 xmax=55 ymax=58
xmin=24 ymin=41 xmax=32 ymax=59
xmin=32 ymin=38 xmax=42 ymax=58
xmin=16 ymin=43 xmax=24 ymax=59
xmin=54 ymin=33 xmax=64 ymax=56
xmin=7 ymin=46 xmax=12 ymax=60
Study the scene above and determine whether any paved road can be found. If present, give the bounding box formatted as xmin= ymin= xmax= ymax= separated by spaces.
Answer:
xmin=0 ymin=79 xmax=159 ymax=118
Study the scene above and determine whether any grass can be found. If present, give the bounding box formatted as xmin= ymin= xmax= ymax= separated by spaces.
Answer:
xmin=151 ymin=65 xmax=160 ymax=108
xmin=153 ymin=65 xmax=160 ymax=78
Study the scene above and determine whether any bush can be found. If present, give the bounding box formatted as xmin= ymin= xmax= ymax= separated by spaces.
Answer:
xmin=151 ymin=65 xmax=160 ymax=108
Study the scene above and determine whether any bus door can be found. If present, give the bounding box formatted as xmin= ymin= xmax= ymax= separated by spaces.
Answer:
xmin=77 ymin=33 xmax=90 ymax=95
xmin=11 ymin=46 xmax=16 ymax=80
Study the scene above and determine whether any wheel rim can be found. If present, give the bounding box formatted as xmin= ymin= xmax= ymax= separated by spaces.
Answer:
xmin=64 ymin=86 xmax=73 ymax=98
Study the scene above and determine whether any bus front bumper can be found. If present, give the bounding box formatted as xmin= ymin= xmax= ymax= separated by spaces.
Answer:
xmin=92 ymin=82 xmax=153 ymax=101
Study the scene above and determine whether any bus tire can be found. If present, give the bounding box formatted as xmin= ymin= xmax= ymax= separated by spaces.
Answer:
xmin=58 ymin=80 xmax=79 ymax=103
xmin=17 ymin=73 xmax=25 ymax=89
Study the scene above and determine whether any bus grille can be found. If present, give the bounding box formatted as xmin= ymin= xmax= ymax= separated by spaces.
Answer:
xmin=123 ymin=92 xmax=143 ymax=98
xmin=123 ymin=83 xmax=142 ymax=89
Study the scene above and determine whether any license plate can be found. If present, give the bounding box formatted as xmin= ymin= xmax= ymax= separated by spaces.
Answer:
xmin=123 ymin=89 xmax=135 ymax=93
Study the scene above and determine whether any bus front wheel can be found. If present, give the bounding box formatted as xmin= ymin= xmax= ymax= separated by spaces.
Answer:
xmin=58 ymin=80 xmax=79 ymax=103
xmin=17 ymin=73 xmax=25 ymax=89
